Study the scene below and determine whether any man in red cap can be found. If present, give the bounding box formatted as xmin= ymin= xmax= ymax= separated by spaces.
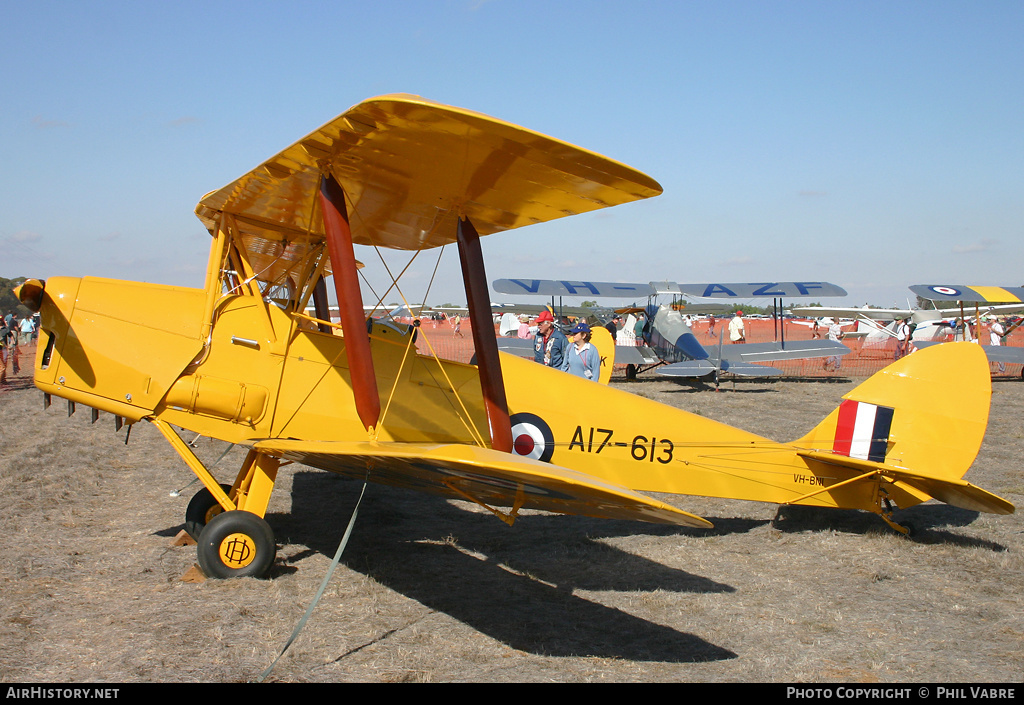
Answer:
xmin=533 ymin=309 xmax=569 ymax=368
xmin=728 ymin=310 xmax=746 ymax=343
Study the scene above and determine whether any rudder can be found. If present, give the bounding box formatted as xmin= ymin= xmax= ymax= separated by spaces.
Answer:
xmin=794 ymin=342 xmax=990 ymax=483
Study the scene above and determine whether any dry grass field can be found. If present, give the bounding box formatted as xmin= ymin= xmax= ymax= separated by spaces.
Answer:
xmin=1 ymin=353 xmax=1022 ymax=683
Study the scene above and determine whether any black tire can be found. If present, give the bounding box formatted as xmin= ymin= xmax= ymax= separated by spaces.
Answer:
xmin=196 ymin=510 xmax=276 ymax=579
xmin=184 ymin=483 xmax=233 ymax=541
xmin=625 ymin=364 xmax=637 ymax=380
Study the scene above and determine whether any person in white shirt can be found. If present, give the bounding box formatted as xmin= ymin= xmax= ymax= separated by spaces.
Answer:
xmin=990 ymin=317 xmax=1006 ymax=373
xmin=728 ymin=311 xmax=745 ymax=343
xmin=824 ymin=318 xmax=845 ymax=371
xmin=895 ymin=317 xmax=912 ymax=359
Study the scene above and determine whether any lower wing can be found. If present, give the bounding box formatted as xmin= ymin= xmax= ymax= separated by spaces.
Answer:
xmin=914 ymin=340 xmax=1024 ymax=365
xmin=722 ymin=339 xmax=850 ymax=363
xmin=253 ymin=439 xmax=711 ymax=528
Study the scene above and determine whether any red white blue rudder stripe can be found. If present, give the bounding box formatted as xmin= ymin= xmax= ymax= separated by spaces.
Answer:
xmin=832 ymin=400 xmax=894 ymax=463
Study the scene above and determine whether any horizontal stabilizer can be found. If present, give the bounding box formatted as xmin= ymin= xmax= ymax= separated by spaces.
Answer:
xmin=797 ymin=450 xmax=1014 ymax=515
xmin=893 ymin=471 xmax=1015 ymax=515
xmin=253 ymin=439 xmax=711 ymax=528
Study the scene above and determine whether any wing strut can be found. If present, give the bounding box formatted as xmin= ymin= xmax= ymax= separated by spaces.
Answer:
xmin=319 ymin=174 xmax=381 ymax=433
xmin=457 ymin=217 xmax=513 ymax=452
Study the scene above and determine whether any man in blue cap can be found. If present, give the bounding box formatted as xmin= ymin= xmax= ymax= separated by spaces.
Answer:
xmin=562 ymin=321 xmax=600 ymax=381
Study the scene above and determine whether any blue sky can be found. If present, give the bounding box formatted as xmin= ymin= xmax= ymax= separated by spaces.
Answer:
xmin=2 ymin=1 xmax=1021 ymax=309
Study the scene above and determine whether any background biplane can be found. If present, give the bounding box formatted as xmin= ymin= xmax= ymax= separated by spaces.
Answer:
xmin=493 ymin=278 xmax=850 ymax=385
xmin=907 ymin=285 xmax=1024 ymax=374
xmin=15 ymin=95 xmax=1013 ymax=579
xmin=793 ymin=286 xmax=1024 ymax=372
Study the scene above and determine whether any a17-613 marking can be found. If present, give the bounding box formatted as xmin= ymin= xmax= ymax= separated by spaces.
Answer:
xmin=567 ymin=426 xmax=674 ymax=464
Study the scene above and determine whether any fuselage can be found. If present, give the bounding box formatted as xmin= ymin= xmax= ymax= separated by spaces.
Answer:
xmin=30 ymin=275 xmax=888 ymax=515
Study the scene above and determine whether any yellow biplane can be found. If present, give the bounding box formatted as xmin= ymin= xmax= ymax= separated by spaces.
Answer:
xmin=16 ymin=95 xmax=1014 ymax=578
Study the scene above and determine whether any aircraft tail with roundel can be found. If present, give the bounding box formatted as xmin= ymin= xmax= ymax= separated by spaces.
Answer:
xmin=791 ymin=342 xmax=1014 ymax=522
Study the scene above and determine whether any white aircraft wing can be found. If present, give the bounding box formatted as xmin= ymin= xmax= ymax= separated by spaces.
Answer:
xmin=790 ymin=306 xmax=914 ymax=321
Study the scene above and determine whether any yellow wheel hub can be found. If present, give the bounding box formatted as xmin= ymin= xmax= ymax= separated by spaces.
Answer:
xmin=218 ymin=532 xmax=257 ymax=568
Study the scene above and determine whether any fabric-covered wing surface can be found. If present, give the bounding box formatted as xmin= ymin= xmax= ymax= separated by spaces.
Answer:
xmin=253 ymin=439 xmax=710 ymax=528
xmin=194 ymin=94 xmax=663 ymax=288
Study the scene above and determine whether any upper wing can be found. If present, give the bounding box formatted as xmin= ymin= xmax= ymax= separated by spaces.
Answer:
xmin=494 ymin=279 xmax=847 ymax=299
xmin=252 ymin=439 xmax=711 ymax=528
xmin=673 ymin=282 xmax=847 ymax=299
xmin=910 ymin=285 xmax=1024 ymax=304
xmin=493 ymin=279 xmax=657 ymax=298
xmin=194 ymin=95 xmax=662 ymax=288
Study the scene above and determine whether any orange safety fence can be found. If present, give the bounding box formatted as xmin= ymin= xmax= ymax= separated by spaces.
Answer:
xmin=695 ymin=318 xmax=1024 ymax=380
xmin=409 ymin=316 xmax=1024 ymax=380
xmin=4 ymin=317 xmax=1019 ymax=387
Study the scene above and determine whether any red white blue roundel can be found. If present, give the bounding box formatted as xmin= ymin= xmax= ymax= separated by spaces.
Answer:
xmin=510 ymin=412 xmax=555 ymax=463
xmin=930 ymin=286 xmax=961 ymax=297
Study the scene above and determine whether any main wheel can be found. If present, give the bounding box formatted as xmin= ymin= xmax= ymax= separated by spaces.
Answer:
xmin=184 ymin=483 xmax=233 ymax=541
xmin=196 ymin=510 xmax=276 ymax=579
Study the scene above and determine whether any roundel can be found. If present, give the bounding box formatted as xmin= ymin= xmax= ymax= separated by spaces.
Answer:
xmin=931 ymin=286 xmax=961 ymax=297
xmin=510 ymin=412 xmax=555 ymax=463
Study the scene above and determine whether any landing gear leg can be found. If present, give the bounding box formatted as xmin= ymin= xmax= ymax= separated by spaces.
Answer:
xmin=185 ymin=483 xmax=233 ymax=541
xmin=158 ymin=422 xmax=282 ymax=579
xmin=879 ymin=497 xmax=915 ymax=537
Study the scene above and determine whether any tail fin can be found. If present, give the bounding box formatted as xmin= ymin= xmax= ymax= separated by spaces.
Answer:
xmin=794 ymin=342 xmax=1013 ymax=515
xmin=795 ymin=342 xmax=989 ymax=480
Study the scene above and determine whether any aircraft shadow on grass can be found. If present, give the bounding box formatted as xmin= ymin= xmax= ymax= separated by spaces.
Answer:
xmin=271 ymin=471 xmax=738 ymax=663
xmin=770 ymin=504 xmax=1006 ymax=551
